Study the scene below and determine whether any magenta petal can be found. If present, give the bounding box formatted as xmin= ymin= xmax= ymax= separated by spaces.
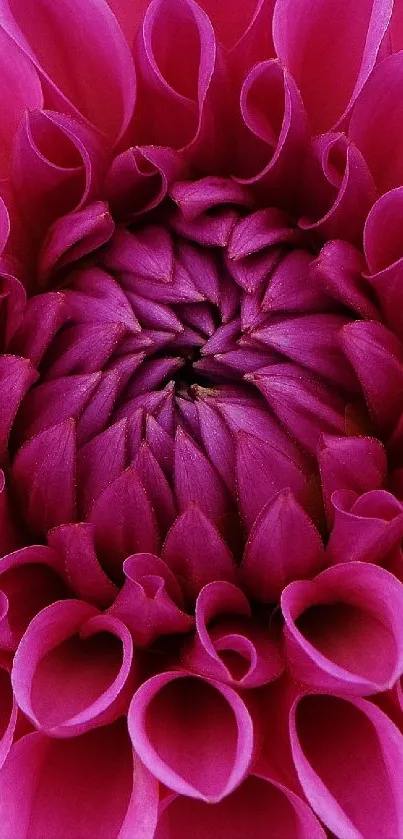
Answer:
xmin=109 ymin=553 xmax=193 ymax=647
xmin=273 ymin=0 xmax=393 ymax=132
xmin=12 ymin=598 xmax=135 ymax=737
xmin=12 ymin=420 xmax=76 ymax=534
xmin=0 ymin=0 xmax=136 ymax=143
xmin=174 ymin=428 xmax=232 ymax=533
xmin=350 ymin=52 xmax=403 ymax=193
xmin=363 ymin=187 xmax=403 ymax=340
xmin=318 ymin=435 xmax=387 ymax=525
xmin=0 ymin=662 xmax=17 ymax=771
xmin=38 ymin=202 xmax=115 ymax=286
xmin=89 ymin=466 xmax=158 ymax=577
xmin=341 ymin=320 xmax=403 ymax=435
xmin=242 ymin=490 xmax=324 ymax=603
xmin=10 ymin=292 xmax=66 ymax=367
xmin=249 ymin=363 xmax=346 ymax=455
xmin=0 ymin=722 xmax=158 ymax=839
xmin=47 ymin=523 xmax=116 ymax=608
xmin=327 ymin=488 xmax=403 ymax=566
xmin=0 ymin=545 xmax=68 ymax=650
xmin=105 ymin=145 xmax=185 ymax=221
xmin=0 ymin=27 xmax=42 ymax=177
xmin=128 ymin=670 xmax=254 ymax=802
xmin=154 ymin=774 xmax=325 ymax=839
xmin=290 ymin=693 xmax=403 ymax=838
xmin=0 ymin=355 xmax=37 ymax=460
xmin=162 ymin=505 xmax=235 ymax=600
xmin=183 ymin=580 xmax=284 ymax=688
xmin=282 ymin=561 xmax=403 ymax=693
xmin=77 ymin=420 xmax=128 ymax=517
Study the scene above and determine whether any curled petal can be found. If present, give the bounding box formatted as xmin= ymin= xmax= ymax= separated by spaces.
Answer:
xmin=12 ymin=599 xmax=135 ymax=737
xmin=105 ymin=145 xmax=185 ymax=221
xmin=290 ymin=693 xmax=403 ymax=838
xmin=12 ymin=110 xmax=107 ymax=236
xmin=327 ymin=488 xmax=403 ymax=566
xmin=0 ymin=545 xmax=67 ymax=650
xmin=299 ymin=134 xmax=376 ymax=247
xmin=128 ymin=670 xmax=254 ymax=802
xmin=242 ymin=490 xmax=324 ymax=603
xmin=364 ymin=187 xmax=403 ymax=340
xmin=0 ymin=0 xmax=136 ymax=143
xmin=273 ymin=0 xmax=393 ymax=132
xmin=133 ymin=0 xmax=228 ymax=170
xmin=282 ymin=561 xmax=403 ymax=693
xmin=109 ymin=553 xmax=193 ymax=646
xmin=0 ymin=27 xmax=43 ymax=177
xmin=0 ymin=722 xmax=158 ymax=839
xmin=183 ymin=581 xmax=284 ymax=687
xmin=235 ymin=60 xmax=308 ymax=209
xmin=154 ymin=773 xmax=325 ymax=839
xmin=350 ymin=52 xmax=403 ymax=193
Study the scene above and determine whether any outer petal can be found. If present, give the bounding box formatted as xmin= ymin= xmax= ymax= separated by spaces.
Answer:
xmin=349 ymin=52 xmax=403 ymax=193
xmin=290 ymin=693 xmax=403 ymax=838
xmin=0 ymin=0 xmax=136 ymax=143
xmin=12 ymin=599 xmax=136 ymax=737
xmin=0 ymin=27 xmax=42 ymax=177
xmin=0 ymin=722 xmax=158 ymax=839
xmin=273 ymin=0 xmax=393 ymax=132
xmin=128 ymin=670 xmax=254 ymax=802
xmin=154 ymin=774 xmax=325 ymax=839
xmin=364 ymin=187 xmax=403 ymax=340
xmin=282 ymin=562 xmax=403 ymax=694
xmin=326 ymin=488 xmax=403 ymax=566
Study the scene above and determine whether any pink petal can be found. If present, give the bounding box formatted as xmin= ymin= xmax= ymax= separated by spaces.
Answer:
xmin=11 ymin=110 xmax=107 ymax=235
xmin=174 ymin=428 xmax=232 ymax=534
xmin=311 ymin=240 xmax=378 ymax=319
xmin=282 ymin=561 xmax=403 ymax=693
xmin=0 ymin=721 xmax=158 ymax=839
xmin=134 ymin=443 xmax=176 ymax=535
xmin=327 ymin=488 xmax=403 ymax=566
xmin=12 ymin=599 xmax=135 ymax=736
xmin=290 ymin=693 xmax=403 ymax=837
xmin=0 ymin=27 xmax=43 ymax=177
xmin=363 ymin=187 xmax=403 ymax=341
xmin=235 ymin=60 xmax=308 ymax=209
xmin=109 ymin=553 xmax=193 ymax=646
xmin=162 ymin=505 xmax=235 ymax=600
xmin=0 ymin=0 xmax=136 ymax=143
xmin=128 ymin=670 xmax=254 ymax=802
xmin=48 ymin=523 xmax=116 ymax=608
xmin=155 ymin=773 xmax=325 ymax=839
xmin=262 ymin=249 xmax=331 ymax=314
xmin=0 ymin=355 xmax=37 ymax=460
xmin=89 ymin=466 xmax=158 ymax=577
xmin=341 ymin=320 xmax=403 ymax=436
xmin=0 ymin=662 xmax=17 ymax=770
xmin=349 ymin=52 xmax=403 ymax=193
xmin=38 ymin=201 xmax=115 ymax=286
xmin=12 ymin=420 xmax=76 ymax=534
xmin=318 ymin=435 xmax=387 ymax=524
xmin=248 ymin=363 xmax=346 ymax=455
xmin=242 ymin=490 xmax=324 ymax=603
xmin=183 ymin=580 xmax=284 ymax=687
xmin=105 ymin=145 xmax=185 ymax=221
xmin=273 ymin=0 xmax=393 ymax=132
xmin=0 ymin=545 xmax=67 ymax=650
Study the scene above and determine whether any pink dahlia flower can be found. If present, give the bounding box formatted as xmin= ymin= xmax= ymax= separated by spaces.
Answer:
xmin=1 ymin=0 xmax=403 ymax=835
